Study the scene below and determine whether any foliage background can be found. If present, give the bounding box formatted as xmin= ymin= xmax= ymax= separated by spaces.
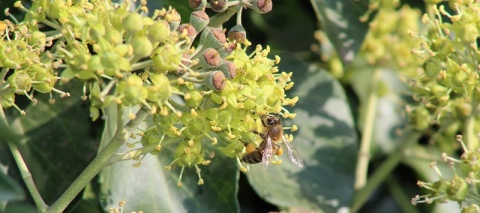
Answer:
xmin=0 ymin=0 xmax=462 ymax=212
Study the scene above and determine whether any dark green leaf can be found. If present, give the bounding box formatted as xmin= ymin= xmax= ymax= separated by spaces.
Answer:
xmin=0 ymin=118 xmax=20 ymax=145
xmin=0 ymin=168 xmax=24 ymax=202
xmin=99 ymin=106 xmax=239 ymax=213
xmin=249 ymin=1 xmax=316 ymax=52
xmin=310 ymin=0 xmax=370 ymax=66
xmin=245 ymin=56 xmax=358 ymax=212
xmin=7 ymin=80 xmax=100 ymax=205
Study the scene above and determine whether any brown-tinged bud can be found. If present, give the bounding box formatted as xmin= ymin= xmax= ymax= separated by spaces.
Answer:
xmin=200 ymin=48 xmax=221 ymax=67
xmin=217 ymin=60 xmax=236 ymax=79
xmin=217 ymin=43 xmax=236 ymax=57
xmin=227 ymin=25 xmax=246 ymax=43
xmin=199 ymin=27 xmax=226 ymax=49
xmin=210 ymin=0 xmax=228 ymax=12
xmin=204 ymin=71 xmax=226 ymax=90
xmin=190 ymin=11 xmax=209 ymax=32
xmin=252 ymin=0 xmax=272 ymax=14
xmin=188 ymin=0 xmax=207 ymax=10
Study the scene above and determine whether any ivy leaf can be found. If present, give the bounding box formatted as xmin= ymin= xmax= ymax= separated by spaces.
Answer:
xmin=350 ymin=68 xmax=409 ymax=156
xmin=245 ymin=56 xmax=358 ymax=212
xmin=5 ymin=80 xmax=99 ymax=205
xmin=98 ymin=105 xmax=239 ymax=213
xmin=310 ymin=0 xmax=370 ymax=66
xmin=0 ymin=166 xmax=24 ymax=202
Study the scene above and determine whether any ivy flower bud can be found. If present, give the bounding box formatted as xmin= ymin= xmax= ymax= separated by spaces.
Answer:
xmin=199 ymin=48 xmax=221 ymax=68
xmin=8 ymin=71 xmax=32 ymax=93
xmin=227 ymin=25 xmax=246 ymax=43
xmin=28 ymin=31 xmax=46 ymax=49
xmin=131 ymin=35 xmax=153 ymax=58
xmin=147 ymin=20 xmax=171 ymax=43
xmin=210 ymin=0 xmax=228 ymax=12
xmin=188 ymin=0 xmax=207 ymax=10
xmin=252 ymin=0 xmax=273 ymax=14
xmin=204 ymin=71 xmax=226 ymax=90
xmin=217 ymin=60 xmax=236 ymax=79
xmin=147 ymin=73 xmax=172 ymax=102
xmin=1 ymin=92 xmax=15 ymax=108
xmin=105 ymin=29 xmax=123 ymax=46
xmin=199 ymin=27 xmax=226 ymax=49
xmin=190 ymin=11 xmax=209 ymax=33
xmin=152 ymin=44 xmax=184 ymax=72
xmin=123 ymin=12 xmax=144 ymax=33
xmin=32 ymin=69 xmax=57 ymax=93
xmin=447 ymin=176 xmax=467 ymax=201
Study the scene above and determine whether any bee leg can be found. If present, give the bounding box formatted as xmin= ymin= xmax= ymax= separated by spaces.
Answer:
xmin=252 ymin=130 xmax=266 ymax=139
xmin=272 ymin=155 xmax=282 ymax=165
xmin=239 ymin=139 xmax=249 ymax=147
xmin=236 ymin=157 xmax=248 ymax=172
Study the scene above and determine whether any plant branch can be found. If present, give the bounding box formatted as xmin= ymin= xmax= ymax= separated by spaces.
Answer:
xmin=209 ymin=4 xmax=243 ymax=28
xmin=45 ymin=105 xmax=150 ymax=213
xmin=354 ymin=69 xmax=380 ymax=190
xmin=464 ymin=96 xmax=479 ymax=150
xmin=350 ymin=132 xmax=420 ymax=213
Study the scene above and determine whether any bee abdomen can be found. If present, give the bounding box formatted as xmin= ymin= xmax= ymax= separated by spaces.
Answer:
xmin=241 ymin=150 xmax=263 ymax=164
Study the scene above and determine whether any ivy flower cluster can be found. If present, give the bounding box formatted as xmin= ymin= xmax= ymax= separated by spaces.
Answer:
xmin=408 ymin=1 xmax=480 ymax=150
xmin=0 ymin=0 xmax=296 ymax=186
xmin=412 ymin=135 xmax=480 ymax=211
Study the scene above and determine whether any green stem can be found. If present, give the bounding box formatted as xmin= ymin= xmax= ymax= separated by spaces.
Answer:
xmin=108 ymin=138 xmax=180 ymax=164
xmin=350 ymin=132 xmax=420 ymax=213
xmin=209 ymin=4 xmax=243 ymax=28
xmin=464 ymin=93 xmax=479 ymax=150
xmin=464 ymin=113 xmax=478 ymax=150
xmin=45 ymin=105 xmax=149 ymax=213
xmin=8 ymin=143 xmax=49 ymax=211
xmin=131 ymin=59 xmax=154 ymax=71
xmin=354 ymin=69 xmax=380 ymax=190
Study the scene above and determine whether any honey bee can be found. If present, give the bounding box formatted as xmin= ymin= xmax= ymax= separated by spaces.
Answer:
xmin=241 ymin=114 xmax=304 ymax=168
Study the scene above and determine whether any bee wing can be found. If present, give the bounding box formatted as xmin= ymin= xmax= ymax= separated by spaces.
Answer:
xmin=282 ymin=136 xmax=304 ymax=168
xmin=261 ymin=137 xmax=274 ymax=169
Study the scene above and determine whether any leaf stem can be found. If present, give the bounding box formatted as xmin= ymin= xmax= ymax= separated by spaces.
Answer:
xmin=45 ymin=105 xmax=149 ymax=213
xmin=350 ymin=132 xmax=420 ymax=213
xmin=354 ymin=69 xmax=380 ymax=190
xmin=8 ymin=143 xmax=49 ymax=211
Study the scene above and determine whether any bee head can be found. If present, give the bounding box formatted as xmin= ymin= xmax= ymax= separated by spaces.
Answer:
xmin=261 ymin=113 xmax=281 ymax=127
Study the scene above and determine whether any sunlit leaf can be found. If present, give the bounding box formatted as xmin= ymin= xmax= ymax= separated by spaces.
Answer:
xmin=245 ymin=56 xmax=358 ymax=212
xmin=99 ymin=105 xmax=239 ymax=213
xmin=350 ymin=68 xmax=409 ymax=155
